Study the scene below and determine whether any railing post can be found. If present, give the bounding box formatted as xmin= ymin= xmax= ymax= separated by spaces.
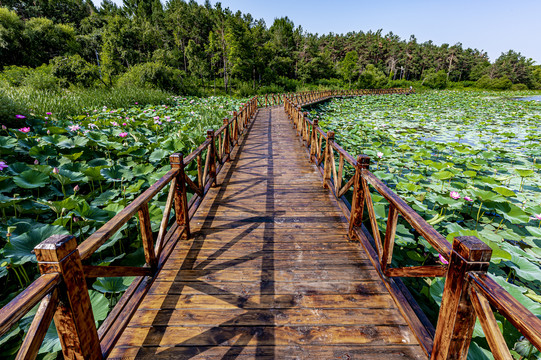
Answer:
xmin=34 ymin=235 xmax=101 ymax=360
xmin=138 ymin=202 xmax=157 ymax=272
xmin=223 ymin=117 xmax=230 ymax=161
xmin=310 ymin=119 xmax=318 ymax=162
xmin=170 ymin=153 xmax=191 ymax=239
xmin=349 ymin=155 xmax=370 ymax=239
xmin=303 ymin=112 xmax=309 ymax=142
xmin=207 ymin=129 xmax=217 ymax=186
xmin=322 ymin=131 xmax=334 ymax=188
xmin=232 ymin=111 xmax=239 ymax=142
xmin=431 ymin=236 xmax=492 ymax=360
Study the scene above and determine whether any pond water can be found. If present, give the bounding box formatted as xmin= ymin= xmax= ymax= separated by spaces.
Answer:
xmin=515 ymin=95 xmax=541 ymax=101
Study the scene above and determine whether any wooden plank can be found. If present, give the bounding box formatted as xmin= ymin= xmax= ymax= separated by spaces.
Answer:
xmin=109 ymin=345 xmax=426 ymax=360
xmin=115 ymin=325 xmax=418 ymax=347
xmin=469 ymin=287 xmax=513 ymax=360
xmin=83 ymin=265 xmax=152 ymax=278
xmin=16 ymin=289 xmax=58 ymax=360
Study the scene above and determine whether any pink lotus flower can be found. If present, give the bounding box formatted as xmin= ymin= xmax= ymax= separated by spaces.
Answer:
xmin=438 ymin=254 xmax=449 ymax=265
xmin=122 ymin=123 xmax=127 ymax=126
xmin=0 ymin=161 xmax=7 ymax=170
xmin=118 ymin=132 xmax=128 ymax=138
xmin=153 ymin=116 xmax=160 ymax=120
xmin=449 ymin=191 xmax=461 ymax=200
xmin=377 ymin=151 xmax=383 ymax=159
xmin=464 ymin=196 xmax=473 ymax=202
xmin=18 ymin=127 xmax=30 ymax=133
xmin=73 ymin=185 xmax=80 ymax=192
xmin=68 ymin=125 xmax=81 ymax=132
xmin=53 ymin=167 xmax=59 ymax=174
xmin=111 ymin=121 xmax=118 ymax=126
xmin=135 ymin=102 xmax=138 ymax=105
xmin=532 ymin=214 xmax=541 ymax=221
xmin=1 ymin=125 xmax=6 ymax=130
xmin=46 ymin=112 xmax=52 ymax=115
xmin=15 ymin=115 xmax=26 ymax=119
xmin=34 ymin=159 xmax=39 ymax=165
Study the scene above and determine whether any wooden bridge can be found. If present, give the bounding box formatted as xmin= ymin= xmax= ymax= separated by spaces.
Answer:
xmin=1 ymin=89 xmax=540 ymax=360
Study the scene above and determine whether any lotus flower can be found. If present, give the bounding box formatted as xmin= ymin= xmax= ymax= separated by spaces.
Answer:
xmin=377 ymin=151 xmax=383 ymax=158
xmin=532 ymin=214 xmax=541 ymax=221
xmin=464 ymin=196 xmax=473 ymax=202
xmin=73 ymin=185 xmax=80 ymax=192
xmin=449 ymin=191 xmax=461 ymax=200
xmin=34 ymin=159 xmax=39 ymax=165
xmin=18 ymin=127 xmax=30 ymax=133
xmin=439 ymin=254 xmax=449 ymax=265
xmin=15 ymin=115 xmax=26 ymax=119
xmin=118 ymin=132 xmax=128 ymax=138
xmin=0 ymin=161 xmax=8 ymax=170
xmin=1 ymin=125 xmax=6 ymax=130
xmin=111 ymin=121 xmax=118 ymax=126
xmin=53 ymin=167 xmax=59 ymax=174
xmin=122 ymin=123 xmax=127 ymax=126
xmin=46 ymin=112 xmax=52 ymax=115
xmin=68 ymin=125 xmax=81 ymax=132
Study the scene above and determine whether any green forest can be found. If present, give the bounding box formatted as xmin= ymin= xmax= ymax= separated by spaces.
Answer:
xmin=1 ymin=0 xmax=541 ymax=98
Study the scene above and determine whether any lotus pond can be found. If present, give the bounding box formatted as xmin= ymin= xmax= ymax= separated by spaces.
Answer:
xmin=309 ymin=90 xmax=541 ymax=359
xmin=0 ymin=96 xmax=245 ymax=357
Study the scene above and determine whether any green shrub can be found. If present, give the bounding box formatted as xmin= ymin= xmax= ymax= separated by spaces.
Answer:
xmin=422 ymin=69 xmax=448 ymax=89
xmin=51 ymin=55 xmax=100 ymax=87
xmin=0 ymin=91 xmax=27 ymax=127
xmin=510 ymin=83 xmax=528 ymax=91
xmin=0 ymin=66 xmax=30 ymax=86
xmin=117 ymin=62 xmax=184 ymax=92
xmin=475 ymin=75 xmax=512 ymax=90
xmin=21 ymin=65 xmax=60 ymax=91
xmin=357 ymin=64 xmax=388 ymax=89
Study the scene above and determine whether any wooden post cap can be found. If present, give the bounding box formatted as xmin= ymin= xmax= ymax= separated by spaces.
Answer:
xmin=34 ymin=234 xmax=77 ymax=262
xmin=357 ymin=155 xmax=370 ymax=169
xmin=223 ymin=117 xmax=229 ymax=125
xmin=206 ymin=129 xmax=214 ymax=138
xmin=313 ymin=119 xmax=319 ymax=126
xmin=327 ymin=131 xmax=335 ymax=139
xmin=170 ymin=153 xmax=184 ymax=168
xmin=453 ymin=236 xmax=492 ymax=262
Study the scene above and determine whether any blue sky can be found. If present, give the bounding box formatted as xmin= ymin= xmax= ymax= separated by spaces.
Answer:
xmin=93 ymin=0 xmax=541 ymax=64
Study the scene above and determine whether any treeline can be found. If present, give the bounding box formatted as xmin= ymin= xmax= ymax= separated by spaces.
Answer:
xmin=1 ymin=0 xmax=540 ymax=95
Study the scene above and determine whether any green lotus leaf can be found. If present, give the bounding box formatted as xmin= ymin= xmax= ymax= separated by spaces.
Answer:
xmin=13 ymin=170 xmax=49 ymax=189
xmin=149 ymin=148 xmax=169 ymax=163
xmin=63 ymin=151 xmax=84 ymax=161
xmin=54 ymin=169 xmax=86 ymax=185
xmin=56 ymin=136 xmax=88 ymax=149
xmin=493 ymin=186 xmax=516 ymax=197
xmin=0 ymin=136 xmax=18 ymax=149
xmin=432 ymin=170 xmax=453 ymax=180
xmin=515 ymin=168 xmax=534 ymax=177
xmin=462 ymin=170 xmax=477 ymax=178
xmin=4 ymin=225 xmax=69 ymax=265
xmin=101 ymin=165 xmax=133 ymax=182
xmin=92 ymin=276 xmax=135 ymax=294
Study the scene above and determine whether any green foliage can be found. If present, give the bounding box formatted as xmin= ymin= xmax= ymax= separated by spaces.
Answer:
xmin=476 ymin=75 xmax=513 ymax=90
xmin=51 ymin=54 xmax=100 ymax=87
xmin=21 ymin=65 xmax=60 ymax=91
xmin=422 ymin=69 xmax=448 ymax=89
xmin=357 ymin=64 xmax=388 ymax=89
xmin=339 ymin=50 xmax=359 ymax=86
xmin=117 ymin=62 xmax=184 ymax=92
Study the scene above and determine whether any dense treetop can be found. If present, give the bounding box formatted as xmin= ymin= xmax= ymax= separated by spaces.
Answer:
xmin=1 ymin=0 xmax=539 ymax=92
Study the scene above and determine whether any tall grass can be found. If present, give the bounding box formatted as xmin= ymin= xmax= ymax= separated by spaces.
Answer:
xmin=0 ymin=85 xmax=175 ymax=124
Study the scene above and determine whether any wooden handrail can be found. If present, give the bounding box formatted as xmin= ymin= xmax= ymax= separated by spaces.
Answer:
xmin=0 ymin=273 xmax=61 ymax=335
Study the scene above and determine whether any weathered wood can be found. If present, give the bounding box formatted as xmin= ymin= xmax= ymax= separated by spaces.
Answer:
xmin=0 ymin=273 xmax=60 ymax=337
xmin=363 ymin=170 xmax=452 ymax=260
xmin=82 ymin=265 xmax=152 ymax=278
xmin=385 ymin=265 xmax=447 ymax=278
xmin=35 ymin=234 xmax=101 ymax=360
xmin=16 ymin=289 xmax=58 ymax=360
xmin=349 ymin=155 xmax=369 ymax=240
xmin=362 ymin=177 xmax=383 ymax=259
xmin=381 ymin=203 xmax=399 ymax=272
xmin=155 ymin=178 xmax=176 ymax=256
xmin=469 ymin=273 xmax=541 ymax=351
xmin=431 ymin=236 xmax=492 ymax=360
xmin=78 ymin=169 xmax=177 ymax=260
xmin=170 ymin=153 xmax=190 ymax=239
xmin=138 ymin=202 xmax=157 ymax=271
xmin=469 ymin=287 xmax=513 ymax=360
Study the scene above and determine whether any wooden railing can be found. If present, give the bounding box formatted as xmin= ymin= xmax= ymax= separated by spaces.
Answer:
xmin=0 ymin=97 xmax=259 ymax=360
xmin=284 ymin=91 xmax=541 ymax=360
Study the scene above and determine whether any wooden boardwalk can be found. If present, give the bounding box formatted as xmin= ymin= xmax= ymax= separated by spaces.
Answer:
xmin=109 ymin=107 xmax=426 ymax=359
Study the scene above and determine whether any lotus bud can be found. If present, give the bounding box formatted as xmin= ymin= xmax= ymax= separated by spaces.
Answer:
xmin=1 ymin=125 xmax=6 ymax=130
xmin=53 ymin=167 xmax=59 ymax=174
xmin=34 ymin=159 xmax=39 ymax=165
xmin=73 ymin=185 xmax=80 ymax=192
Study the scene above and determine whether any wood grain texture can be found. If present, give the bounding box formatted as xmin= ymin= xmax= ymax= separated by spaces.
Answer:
xmin=110 ymin=106 xmax=425 ymax=359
